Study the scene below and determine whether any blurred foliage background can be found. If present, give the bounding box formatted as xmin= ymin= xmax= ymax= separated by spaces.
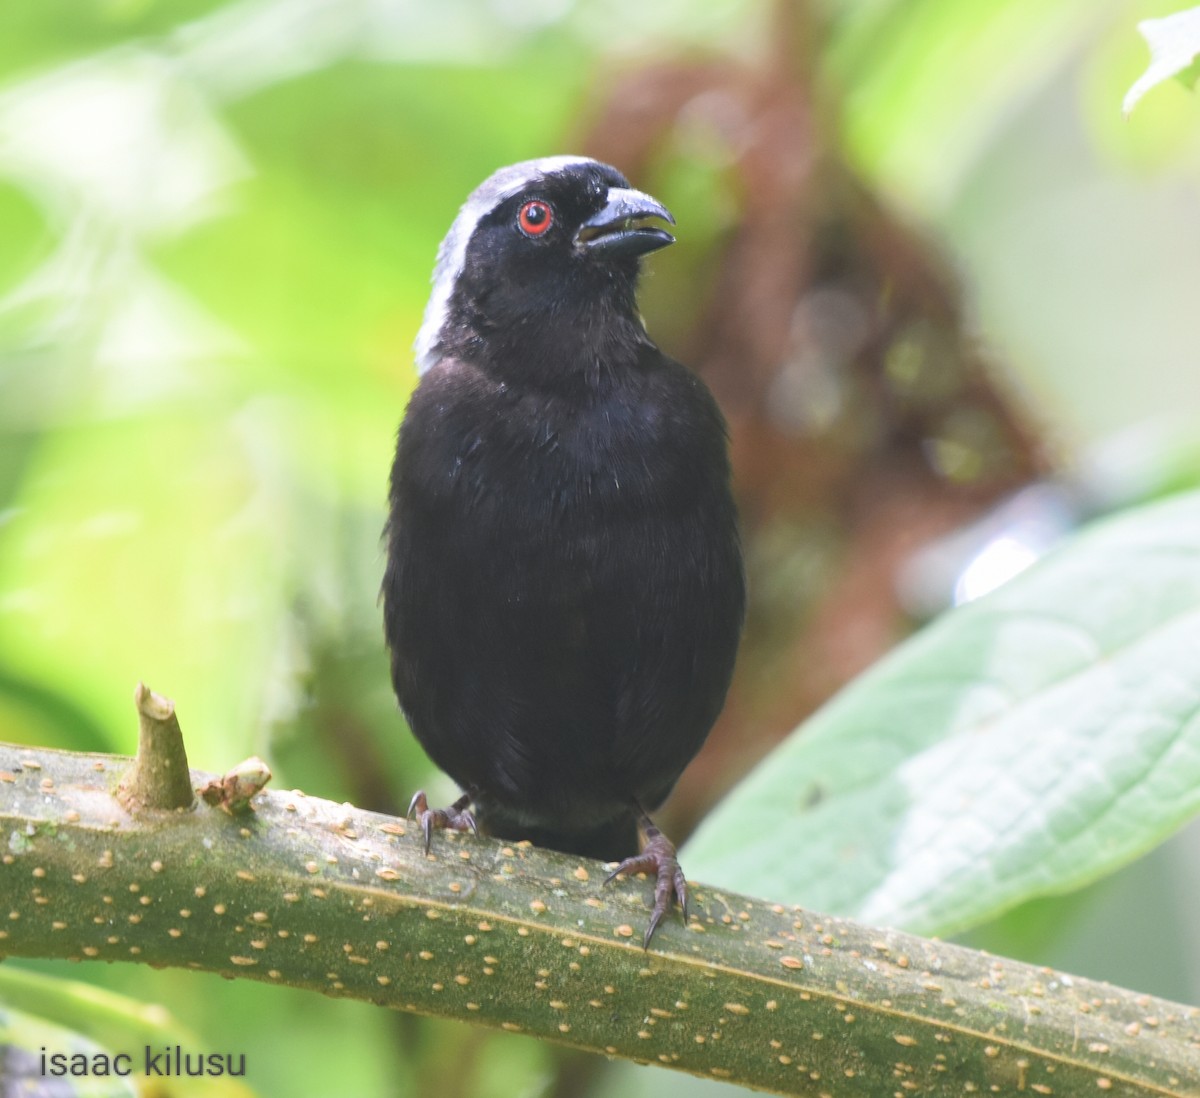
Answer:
xmin=2 ymin=0 xmax=1199 ymax=1095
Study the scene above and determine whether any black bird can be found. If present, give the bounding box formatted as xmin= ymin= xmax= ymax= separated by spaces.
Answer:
xmin=383 ymin=157 xmax=745 ymax=944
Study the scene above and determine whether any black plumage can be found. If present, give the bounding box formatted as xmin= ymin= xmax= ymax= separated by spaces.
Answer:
xmin=382 ymin=157 xmax=744 ymax=942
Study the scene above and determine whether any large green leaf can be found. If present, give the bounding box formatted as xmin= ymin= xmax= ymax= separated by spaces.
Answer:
xmin=686 ymin=489 xmax=1200 ymax=937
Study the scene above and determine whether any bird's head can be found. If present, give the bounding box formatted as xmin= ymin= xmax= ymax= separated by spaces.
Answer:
xmin=415 ymin=156 xmax=675 ymax=378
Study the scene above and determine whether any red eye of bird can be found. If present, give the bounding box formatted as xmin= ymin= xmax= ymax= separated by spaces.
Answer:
xmin=518 ymin=199 xmax=553 ymax=237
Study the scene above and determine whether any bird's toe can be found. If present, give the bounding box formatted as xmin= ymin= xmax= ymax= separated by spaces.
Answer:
xmin=605 ymin=828 xmax=688 ymax=948
xmin=407 ymin=790 xmax=476 ymax=854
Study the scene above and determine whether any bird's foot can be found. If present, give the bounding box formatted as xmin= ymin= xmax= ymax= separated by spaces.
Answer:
xmin=407 ymin=790 xmax=477 ymax=853
xmin=605 ymin=822 xmax=687 ymax=948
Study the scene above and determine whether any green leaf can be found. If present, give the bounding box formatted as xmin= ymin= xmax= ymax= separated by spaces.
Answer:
xmin=686 ymin=490 xmax=1200 ymax=937
xmin=1124 ymin=6 xmax=1200 ymax=116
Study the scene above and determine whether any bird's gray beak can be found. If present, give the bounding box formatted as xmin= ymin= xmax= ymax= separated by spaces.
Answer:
xmin=575 ymin=187 xmax=676 ymax=258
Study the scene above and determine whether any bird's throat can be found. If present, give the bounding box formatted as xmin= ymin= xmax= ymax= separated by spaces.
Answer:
xmin=470 ymin=304 xmax=650 ymax=396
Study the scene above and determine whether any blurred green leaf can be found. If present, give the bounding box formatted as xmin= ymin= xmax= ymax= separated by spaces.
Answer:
xmin=160 ymin=58 xmax=589 ymax=381
xmin=0 ymin=966 xmax=186 ymax=1069
xmin=0 ymin=1009 xmax=137 ymax=1098
xmin=0 ymin=407 xmax=294 ymax=764
xmin=0 ymin=669 xmax=112 ymax=750
xmin=686 ymin=489 xmax=1200 ymax=937
xmin=0 ymin=0 xmax=222 ymax=79
xmin=826 ymin=0 xmax=1102 ymax=211
xmin=0 ymin=181 xmax=48 ymax=300
xmin=1124 ymin=6 xmax=1200 ymax=116
xmin=0 ymin=964 xmax=255 ymax=1098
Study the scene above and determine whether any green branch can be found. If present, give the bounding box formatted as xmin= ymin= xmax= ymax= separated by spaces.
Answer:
xmin=1 ymin=691 xmax=1197 ymax=1096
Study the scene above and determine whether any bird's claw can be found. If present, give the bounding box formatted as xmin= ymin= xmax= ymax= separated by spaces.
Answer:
xmin=605 ymin=830 xmax=688 ymax=948
xmin=407 ymin=790 xmax=477 ymax=854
